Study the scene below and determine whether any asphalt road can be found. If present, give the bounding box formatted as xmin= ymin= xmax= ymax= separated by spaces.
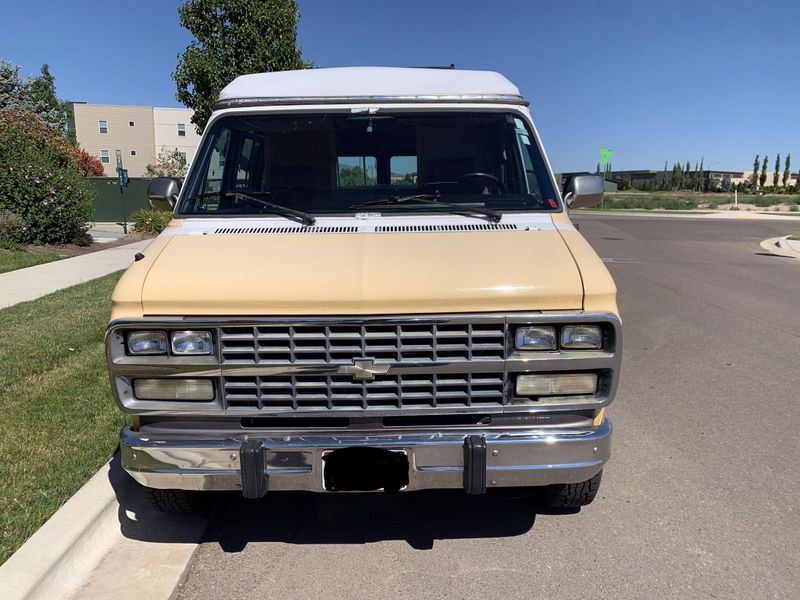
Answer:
xmin=174 ymin=215 xmax=800 ymax=600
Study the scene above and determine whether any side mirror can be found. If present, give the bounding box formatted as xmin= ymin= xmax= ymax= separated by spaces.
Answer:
xmin=564 ymin=174 xmax=605 ymax=209
xmin=147 ymin=177 xmax=181 ymax=212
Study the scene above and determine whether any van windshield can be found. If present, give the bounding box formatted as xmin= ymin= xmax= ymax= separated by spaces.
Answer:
xmin=178 ymin=112 xmax=560 ymax=216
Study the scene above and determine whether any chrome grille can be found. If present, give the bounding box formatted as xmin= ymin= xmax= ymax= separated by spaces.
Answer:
xmin=220 ymin=322 xmax=507 ymax=365
xmin=107 ymin=312 xmax=622 ymax=416
xmin=224 ymin=372 xmax=506 ymax=411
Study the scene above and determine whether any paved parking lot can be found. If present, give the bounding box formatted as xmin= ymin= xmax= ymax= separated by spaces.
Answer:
xmin=174 ymin=215 xmax=800 ymax=599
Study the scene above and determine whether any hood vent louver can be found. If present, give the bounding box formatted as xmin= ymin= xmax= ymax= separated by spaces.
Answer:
xmin=211 ymin=223 xmax=521 ymax=235
xmin=214 ymin=226 xmax=359 ymax=235
xmin=374 ymin=223 xmax=518 ymax=233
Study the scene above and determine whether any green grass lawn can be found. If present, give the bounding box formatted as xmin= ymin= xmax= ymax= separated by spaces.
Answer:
xmin=0 ymin=249 xmax=62 ymax=274
xmin=0 ymin=271 xmax=126 ymax=565
xmin=789 ymin=234 xmax=800 ymax=240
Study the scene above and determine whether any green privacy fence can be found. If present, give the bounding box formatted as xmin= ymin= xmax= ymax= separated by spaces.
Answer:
xmin=88 ymin=177 xmax=152 ymax=222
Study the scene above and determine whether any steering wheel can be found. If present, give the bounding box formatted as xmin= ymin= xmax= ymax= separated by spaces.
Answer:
xmin=456 ymin=172 xmax=507 ymax=193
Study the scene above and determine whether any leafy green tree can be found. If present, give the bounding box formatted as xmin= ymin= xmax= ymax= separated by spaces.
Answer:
xmin=774 ymin=153 xmax=781 ymax=190
xmin=0 ymin=61 xmax=67 ymax=131
xmin=751 ymin=154 xmax=759 ymax=190
xmin=760 ymin=155 xmax=768 ymax=189
xmin=145 ymin=148 xmax=189 ymax=177
xmin=28 ymin=64 xmax=67 ymax=131
xmin=0 ymin=61 xmax=27 ymax=112
xmin=174 ymin=0 xmax=312 ymax=133
xmin=782 ymin=154 xmax=791 ymax=187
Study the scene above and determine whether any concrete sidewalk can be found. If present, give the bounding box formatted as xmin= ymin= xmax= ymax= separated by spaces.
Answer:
xmin=0 ymin=240 xmax=150 ymax=308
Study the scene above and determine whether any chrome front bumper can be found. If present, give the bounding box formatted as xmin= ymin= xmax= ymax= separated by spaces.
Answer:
xmin=120 ymin=419 xmax=612 ymax=495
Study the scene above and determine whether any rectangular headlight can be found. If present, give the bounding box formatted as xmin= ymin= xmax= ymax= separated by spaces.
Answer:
xmin=560 ymin=325 xmax=602 ymax=349
xmin=133 ymin=378 xmax=215 ymax=401
xmin=515 ymin=326 xmax=557 ymax=350
xmin=516 ymin=373 xmax=598 ymax=396
xmin=127 ymin=331 xmax=167 ymax=355
xmin=171 ymin=330 xmax=213 ymax=355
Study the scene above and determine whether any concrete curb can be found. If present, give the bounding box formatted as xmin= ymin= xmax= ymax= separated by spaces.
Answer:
xmin=576 ymin=209 xmax=800 ymax=221
xmin=0 ymin=454 xmax=207 ymax=600
xmin=759 ymin=236 xmax=800 ymax=259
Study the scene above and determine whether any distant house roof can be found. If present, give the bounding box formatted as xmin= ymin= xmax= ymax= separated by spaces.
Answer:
xmin=217 ymin=67 xmax=524 ymax=106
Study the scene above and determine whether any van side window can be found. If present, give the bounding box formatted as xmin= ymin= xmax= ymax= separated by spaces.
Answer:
xmin=514 ymin=117 xmax=539 ymax=193
xmin=235 ymin=136 xmax=264 ymax=191
xmin=202 ymin=128 xmax=230 ymax=195
xmin=390 ymin=156 xmax=417 ymax=186
xmin=337 ymin=156 xmax=377 ymax=187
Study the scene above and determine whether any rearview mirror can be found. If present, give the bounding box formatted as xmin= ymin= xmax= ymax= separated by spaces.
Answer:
xmin=147 ymin=177 xmax=181 ymax=212
xmin=564 ymin=174 xmax=605 ymax=209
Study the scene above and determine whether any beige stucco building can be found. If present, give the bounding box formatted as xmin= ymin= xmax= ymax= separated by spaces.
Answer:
xmin=68 ymin=103 xmax=201 ymax=176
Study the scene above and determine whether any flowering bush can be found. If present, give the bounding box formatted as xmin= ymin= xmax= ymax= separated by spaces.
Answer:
xmin=0 ymin=111 xmax=93 ymax=244
xmin=131 ymin=208 xmax=172 ymax=234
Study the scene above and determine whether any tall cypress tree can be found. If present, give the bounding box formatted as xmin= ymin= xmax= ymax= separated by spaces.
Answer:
xmin=774 ymin=154 xmax=781 ymax=189
xmin=760 ymin=155 xmax=769 ymax=189
xmin=751 ymin=155 xmax=759 ymax=190
xmin=783 ymin=154 xmax=791 ymax=187
xmin=699 ymin=158 xmax=705 ymax=191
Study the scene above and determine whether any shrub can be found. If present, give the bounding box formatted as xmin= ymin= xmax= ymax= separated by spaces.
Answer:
xmin=0 ymin=111 xmax=93 ymax=244
xmin=72 ymin=231 xmax=93 ymax=246
xmin=790 ymin=205 xmax=799 ymax=212
xmin=602 ymin=194 xmax=699 ymax=210
xmin=708 ymin=201 xmax=719 ymax=209
xmin=0 ymin=210 xmax=26 ymax=249
xmin=66 ymin=146 xmax=105 ymax=176
xmin=753 ymin=195 xmax=782 ymax=207
xmin=131 ymin=208 xmax=172 ymax=234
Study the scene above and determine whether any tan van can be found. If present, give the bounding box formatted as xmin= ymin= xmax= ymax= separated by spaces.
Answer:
xmin=106 ymin=67 xmax=620 ymax=512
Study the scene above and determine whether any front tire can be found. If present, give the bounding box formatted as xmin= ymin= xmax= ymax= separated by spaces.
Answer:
xmin=143 ymin=487 xmax=213 ymax=515
xmin=536 ymin=470 xmax=603 ymax=509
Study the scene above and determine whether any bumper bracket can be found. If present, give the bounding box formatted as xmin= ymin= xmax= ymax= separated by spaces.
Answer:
xmin=463 ymin=435 xmax=487 ymax=494
xmin=240 ymin=439 xmax=268 ymax=498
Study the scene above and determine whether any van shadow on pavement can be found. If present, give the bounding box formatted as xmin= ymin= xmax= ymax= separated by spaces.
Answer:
xmin=109 ymin=455 xmax=577 ymax=551
xmin=200 ymin=489 xmax=547 ymax=551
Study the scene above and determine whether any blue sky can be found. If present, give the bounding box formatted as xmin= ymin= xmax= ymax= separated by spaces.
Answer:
xmin=2 ymin=0 xmax=799 ymax=172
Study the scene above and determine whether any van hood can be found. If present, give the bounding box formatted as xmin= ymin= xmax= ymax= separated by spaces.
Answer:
xmin=139 ymin=217 xmax=583 ymax=315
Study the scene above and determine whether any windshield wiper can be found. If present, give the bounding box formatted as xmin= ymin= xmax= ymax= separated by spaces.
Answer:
xmin=351 ymin=193 xmax=502 ymax=222
xmin=183 ymin=191 xmax=316 ymax=226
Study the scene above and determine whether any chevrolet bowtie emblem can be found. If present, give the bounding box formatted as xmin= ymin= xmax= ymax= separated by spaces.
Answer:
xmin=338 ymin=358 xmax=391 ymax=381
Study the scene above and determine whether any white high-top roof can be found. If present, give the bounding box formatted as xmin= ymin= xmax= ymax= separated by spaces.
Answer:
xmin=217 ymin=67 xmax=523 ymax=103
